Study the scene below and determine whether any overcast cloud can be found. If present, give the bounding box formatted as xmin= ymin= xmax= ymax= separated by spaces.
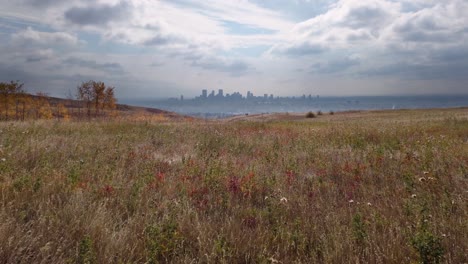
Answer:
xmin=0 ymin=0 xmax=467 ymax=98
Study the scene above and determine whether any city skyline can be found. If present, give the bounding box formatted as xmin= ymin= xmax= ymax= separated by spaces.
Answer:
xmin=191 ymin=89 xmax=318 ymax=101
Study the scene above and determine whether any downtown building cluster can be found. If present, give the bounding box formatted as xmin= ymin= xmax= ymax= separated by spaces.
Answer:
xmin=195 ymin=89 xmax=318 ymax=101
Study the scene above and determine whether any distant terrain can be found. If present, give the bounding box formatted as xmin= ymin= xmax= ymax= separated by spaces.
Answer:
xmin=43 ymin=95 xmax=191 ymax=121
xmin=0 ymin=80 xmax=190 ymax=122
xmin=131 ymin=94 xmax=468 ymax=118
xmin=0 ymin=107 xmax=467 ymax=263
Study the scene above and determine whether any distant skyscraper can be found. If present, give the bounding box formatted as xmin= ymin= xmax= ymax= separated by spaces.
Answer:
xmin=218 ymin=89 xmax=224 ymax=97
xmin=202 ymin=89 xmax=207 ymax=98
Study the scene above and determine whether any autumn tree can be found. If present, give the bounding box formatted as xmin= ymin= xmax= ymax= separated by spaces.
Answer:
xmin=15 ymin=92 xmax=31 ymax=121
xmin=76 ymin=80 xmax=117 ymax=118
xmin=103 ymin=86 xmax=116 ymax=111
xmin=35 ymin=92 xmax=53 ymax=119
xmin=92 ymin=81 xmax=106 ymax=116
xmin=0 ymin=81 xmax=24 ymax=121
xmin=76 ymin=81 xmax=94 ymax=118
xmin=56 ymin=103 xmax=70 ymax=120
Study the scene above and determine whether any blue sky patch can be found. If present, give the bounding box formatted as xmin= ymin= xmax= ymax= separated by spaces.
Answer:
xmin=222 ymin=20 xmax=276 ymax=35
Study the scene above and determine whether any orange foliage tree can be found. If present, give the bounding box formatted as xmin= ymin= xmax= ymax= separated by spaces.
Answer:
xmin=77 ymin=81 xmax=117 ymax=118
xmin=0 ymin=81 xmax=24 ymax=121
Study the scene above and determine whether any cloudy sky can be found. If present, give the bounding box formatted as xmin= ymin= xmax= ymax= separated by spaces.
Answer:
xmin=0 ymin=0 xmax=467 ymax=99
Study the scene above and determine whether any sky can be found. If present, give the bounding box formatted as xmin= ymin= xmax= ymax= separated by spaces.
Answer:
xmin=0 ymin=0 xmax=467 ymax=99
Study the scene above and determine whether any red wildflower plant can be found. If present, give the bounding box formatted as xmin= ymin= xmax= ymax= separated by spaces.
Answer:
xmin=344 ymin=181 xmax=359 ymax=201
xmin=227 ymin=172 xmax=257 ymax=199
xmin=156 ymin=172 xmax=165 ymax=182
xmin=242 ymin=172 xmax=257 ymax=198
xmin=228 ymin=176 xmax=241 ymax=195
xmin=101 ymin=185 xmax=114 ymax=196
xmin=242 ymin=216 xmax=258 ymax=229
xmin=343 ymin=162 xmax=352 ymax=173
xmin=242 ymin=171 xmax=255 ymax=185
xmin=286 ymin=170 xmax=295 ymax=186
xmin=316 ymin=168 xmax=327 ymax=177
xmin=188 ymin=186 xmax=210 ymax=210
xmin=148 ymin=172 xmax=165 ymax=189
xmin=76 ymin=181 xmax=88 ymax=190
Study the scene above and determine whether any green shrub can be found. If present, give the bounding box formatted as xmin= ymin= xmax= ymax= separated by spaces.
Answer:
xmin=352 ymin=213 xmax=367 ymax=246
xmin=306 ymin=111 xmax=316 ymax=118
xmin=77 ymin=236 xmax=96 ymax=264
xmin=146 ymin=220 xmax=183 ymax=263
xmin=411 ymin=228 xmax=444 ymax=264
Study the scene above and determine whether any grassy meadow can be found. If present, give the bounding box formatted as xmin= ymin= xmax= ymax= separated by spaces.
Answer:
xmin=0 ymin=108 xmax=467 ymax=263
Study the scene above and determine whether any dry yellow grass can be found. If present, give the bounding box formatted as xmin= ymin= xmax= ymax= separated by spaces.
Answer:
xmin=0 ymin=108 xmax=466 ymax=263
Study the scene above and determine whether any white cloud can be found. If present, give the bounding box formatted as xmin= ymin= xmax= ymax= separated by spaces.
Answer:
xmin=179 ymin=0 xmax=293 ymax=31
xmin=383 ymin=1 xmax=468 ymax=45
xmin=268 ymin=0 xmax=468 ymax=80
xmin=12 ymin=27 xmax=82 ymax=47
xmin=23 ymin=49 xmax=55 ymax=62
xmin=270 ymin=0 xmax=400 ymax=54
xmin=64 ymin=1 xmax=131 ymax=26
xmin=1 ymin=0 xmax=467 ymax=97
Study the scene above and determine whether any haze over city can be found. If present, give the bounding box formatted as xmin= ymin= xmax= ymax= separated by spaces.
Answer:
xmin=1 ymin=0 xmax=467 ymax=101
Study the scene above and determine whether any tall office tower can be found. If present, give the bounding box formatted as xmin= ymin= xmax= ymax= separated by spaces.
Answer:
xmin=218 ymin=89 xmax=224 ymax=97
xmin=202 ymin=89 xmax=207 ymax=98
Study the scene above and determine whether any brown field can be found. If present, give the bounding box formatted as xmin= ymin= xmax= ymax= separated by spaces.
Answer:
xmin=0 ymin=108 xmax=467 ymax=263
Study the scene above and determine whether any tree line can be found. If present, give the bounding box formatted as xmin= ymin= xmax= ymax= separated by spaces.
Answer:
xmin=75 ymin=80 xmax=117 ymax=118
xmin=0 ymin=80 xmax=117 ymax=121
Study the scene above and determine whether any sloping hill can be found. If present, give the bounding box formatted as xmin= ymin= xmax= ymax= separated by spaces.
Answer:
xmin=36 ymin=94 xmax=191 ymax=121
